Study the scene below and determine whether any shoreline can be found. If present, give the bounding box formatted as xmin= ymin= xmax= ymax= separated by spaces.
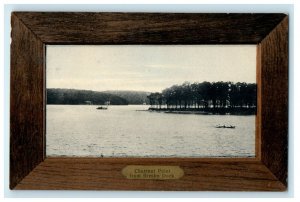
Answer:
xmin=148 ymin=107 xmax=256 ymax=115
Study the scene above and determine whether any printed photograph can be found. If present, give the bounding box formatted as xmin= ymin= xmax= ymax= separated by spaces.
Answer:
xmin=46 ymin=45 xmax=257 ymax=158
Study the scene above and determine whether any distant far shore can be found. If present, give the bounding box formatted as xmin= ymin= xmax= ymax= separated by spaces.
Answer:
xmin=46 ymin=104 xmax=129 ymax=105
xmin=46 ymin=104 xmax=148 ymax=106
xmin=148 ymin=107 xmax=256 ymax=115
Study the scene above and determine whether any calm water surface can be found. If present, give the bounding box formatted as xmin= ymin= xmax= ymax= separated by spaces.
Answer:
xmin=46 ymin=105 xmax=255 ymax=157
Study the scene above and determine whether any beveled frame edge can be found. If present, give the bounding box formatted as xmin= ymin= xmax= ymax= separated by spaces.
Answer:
xmin=10 ymin=12 xmax=288 ymax=191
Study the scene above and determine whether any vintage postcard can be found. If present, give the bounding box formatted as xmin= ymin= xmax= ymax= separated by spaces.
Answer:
xmin=46 ymin=45 xmax=256 ymax=158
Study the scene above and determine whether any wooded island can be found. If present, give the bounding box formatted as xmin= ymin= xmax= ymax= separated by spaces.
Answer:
xmin=147 ymin=81 xmax=256 ymax=115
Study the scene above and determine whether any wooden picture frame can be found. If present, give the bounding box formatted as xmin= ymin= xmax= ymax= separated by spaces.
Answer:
xmin=10 ymin=12 xmax=288 ymax=191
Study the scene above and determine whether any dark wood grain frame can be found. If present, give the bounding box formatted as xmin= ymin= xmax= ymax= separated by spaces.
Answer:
xmin=10 ymin=12 xmax=288 ymax=191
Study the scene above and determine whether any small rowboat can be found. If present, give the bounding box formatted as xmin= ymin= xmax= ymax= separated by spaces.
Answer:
xmin=215 ymin=125 xmax=235 ymax=129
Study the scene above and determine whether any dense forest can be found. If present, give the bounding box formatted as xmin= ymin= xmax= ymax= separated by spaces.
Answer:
xmin=47 ymin=89 xmax=151 ymax=105
xmin=104 ymin=90 xmax=150 ymax=104
xmin=147 ymin=81 xmax=256 ymax=114
xmin=47 ymin=89 xmax=129 ymax=105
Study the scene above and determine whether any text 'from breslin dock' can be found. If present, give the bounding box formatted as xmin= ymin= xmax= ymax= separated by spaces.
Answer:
xmin=122 ymin=165 xmax=184 ymax=180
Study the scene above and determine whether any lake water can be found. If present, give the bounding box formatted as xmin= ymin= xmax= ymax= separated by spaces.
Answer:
xmin=46 ymin=105 xmax=255 ymax=157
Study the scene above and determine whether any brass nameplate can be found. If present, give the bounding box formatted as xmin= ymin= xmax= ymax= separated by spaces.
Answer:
xmin=122 ymin=165 xmax=184 ymax=180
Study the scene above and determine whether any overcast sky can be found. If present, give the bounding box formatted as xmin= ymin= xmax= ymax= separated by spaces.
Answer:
xmin=46 ymin=45 xmax=256 ymax=92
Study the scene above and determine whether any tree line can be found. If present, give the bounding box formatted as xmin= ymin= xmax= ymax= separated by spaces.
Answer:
xmin=147 ymin=81 xmax=257 ymax=110
xmin=104 ymin=90 xmax=150 ymax=105
xmin=47 ymin=89 xmax=129 ymax=105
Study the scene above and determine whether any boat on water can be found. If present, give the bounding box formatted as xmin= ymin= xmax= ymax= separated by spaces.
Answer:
xmin=96 ymin=106 xmax=108 ymax=110
xmin=96 ymin=100 xmax=110 ymax=110
xmin=215 ymin=125 xmax=235 ymax=129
